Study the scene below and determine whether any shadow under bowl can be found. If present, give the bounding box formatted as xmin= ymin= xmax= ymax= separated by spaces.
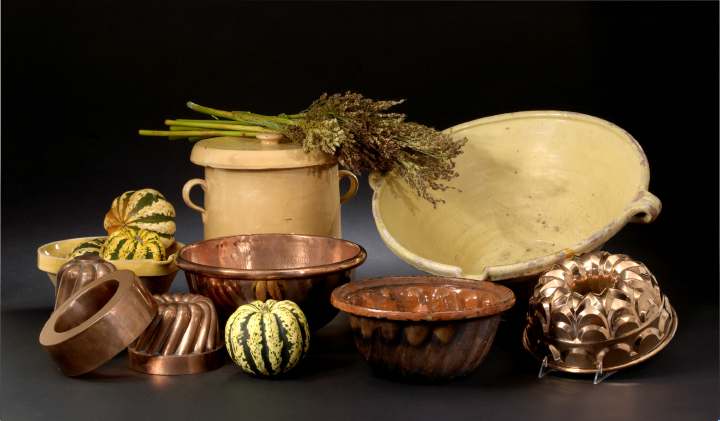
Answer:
xmin=176 ymin=234 xmax=367 ymax=332
xmin=331 ymin=276 xmax=516 ymax=380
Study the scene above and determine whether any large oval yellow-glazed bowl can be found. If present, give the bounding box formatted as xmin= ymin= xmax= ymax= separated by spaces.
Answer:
xmin=370 ymin=111 xmax=661 ymax=300
xmin=37 ymin=237 xmax=184 ymax=295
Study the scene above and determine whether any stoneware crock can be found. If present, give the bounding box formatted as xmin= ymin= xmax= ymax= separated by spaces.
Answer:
xmin=370 ymin=111 xmax=661 ymax=308
xmin=331 ymin=276 xmax=515 ymax=380
xmin=183 ymin=134 xmax=358 ymax=240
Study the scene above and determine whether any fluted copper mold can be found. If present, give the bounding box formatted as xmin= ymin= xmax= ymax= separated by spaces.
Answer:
xmin=128 ymin=293 xmax=224 ymax=375
xmin=523 ymin=251 xmax=677 ymax=373
xmin=39 ymin=270 xmax=158 ymax=377
xmin=331 ymin=276 xmax=516 ymax=380
xmin=176 ymin=234 xmax=367 ymax=332
xmin=55 ymin=255 xmax=117 ymax=311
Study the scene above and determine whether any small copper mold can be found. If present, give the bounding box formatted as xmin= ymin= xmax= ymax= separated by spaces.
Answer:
xmin=523 ymin=251 xmax=677 ymax=373
xmin=55 ymin=255 xmax=116 ymax=311
xmin=128 ymin=293 xmax=224 ymax=375
xmin=176 ymin=234 xmax=367 ymax=332
xmin=39 ymin=270 xmax=158 ymax=377
xmin=331 ymin=276 xmax=515 ymax=380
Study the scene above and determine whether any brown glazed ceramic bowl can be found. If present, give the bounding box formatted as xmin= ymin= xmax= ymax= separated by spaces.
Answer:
xmin=331 ymin=276 xmax=516 ymax=380
xmin=176 ymin=234 xmax=367 ymax=332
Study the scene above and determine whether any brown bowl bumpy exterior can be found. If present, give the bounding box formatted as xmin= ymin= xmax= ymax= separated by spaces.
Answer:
xmin=331 ymin=276 xmax=515 ymax=379
xmin=176 ymin=234 xmax=367 ymax=332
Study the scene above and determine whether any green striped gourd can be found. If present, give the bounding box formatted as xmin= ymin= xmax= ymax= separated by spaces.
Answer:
xmin=67 ymin=238 xmax=106 ymax=258
xmin=103 ymin=189 xmax=176 ymax=249
xmin=225 ymin=300 xmax=311 ymax=376
xmin=100 ymin=227 xmax=166 ymax=261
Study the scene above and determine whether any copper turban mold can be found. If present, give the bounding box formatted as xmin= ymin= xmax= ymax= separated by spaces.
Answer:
xmin=128 ymin=293 xmax=224 ymax=375
xmin=523 ymin=251 xmax=677 ymax=373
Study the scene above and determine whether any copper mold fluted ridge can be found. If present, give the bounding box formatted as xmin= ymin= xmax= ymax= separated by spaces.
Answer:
xmin=523 ymin=251 xmax=677 ymax=373
xmin=55 ymin=255 xmax=116 ymax=311
xmin=128 ymin=293 xmax=224 ymax=375
xmin=331 ymin=276 xmax=515 ymax=380
xmin=39 ymin=270 xmax=158 ymax=377
xmin=176 ymin=234 xmax=367 ymax=331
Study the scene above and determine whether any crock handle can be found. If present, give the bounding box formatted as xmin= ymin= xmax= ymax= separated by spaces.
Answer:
xmin=339 ymin=170 xmax=359 ymax=204
xmin=628 ymin=191 xmax=662 ymax=224
xmin=182 ymin=179 xmax=208 ymax=223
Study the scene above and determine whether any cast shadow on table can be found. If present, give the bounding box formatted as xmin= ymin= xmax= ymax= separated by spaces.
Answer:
xmin=74 ymin=350 xmax=147 ymax=383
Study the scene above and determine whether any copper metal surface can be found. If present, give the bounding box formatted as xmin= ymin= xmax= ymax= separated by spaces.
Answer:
xmin=331 ymin=276 xmax=516 ymax=379
xmin=128 ymin=293 xmax=224 ymax=375
xmin=39 ymin=270 xmax=157 ymax=376
xmin=524 ymin=251 xmax=677 ymax=372
xmin=176 ymin=234 xmax=367 ymax=331
xmin=55 ymin=255 xmax=116 ymax=311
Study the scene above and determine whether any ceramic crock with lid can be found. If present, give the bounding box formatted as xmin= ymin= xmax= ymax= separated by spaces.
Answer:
xmin=183 ymin=133 xmax=358 ymax=240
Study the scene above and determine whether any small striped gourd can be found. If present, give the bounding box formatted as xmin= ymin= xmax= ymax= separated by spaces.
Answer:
xmin=225 ymin=300 xmax=310 ymax=376
xmin=67 ymin=238 xmax=106 ymax=258
xmin=103 ymin=189 xmax=176 ymax=249
xmin=100 ymin=227 xmax=166 ymax=261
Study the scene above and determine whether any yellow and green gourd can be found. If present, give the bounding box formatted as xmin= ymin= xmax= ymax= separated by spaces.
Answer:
xmin=103 ymin=188 xmax=176 ymax=249
xmin=67 ymin=238 xmax=106 ymax=258
xmin=100 ymin=227 xmax=166 ymax=261
xmin=225 ymin=300 xmax=311 ymax=376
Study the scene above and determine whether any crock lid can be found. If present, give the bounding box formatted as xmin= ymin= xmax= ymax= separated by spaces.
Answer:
xmin=189 ymin=134 xmax=335 ymax=169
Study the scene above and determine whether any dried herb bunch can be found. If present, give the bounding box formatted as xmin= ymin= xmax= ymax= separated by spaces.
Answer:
xmin=140 ymin=92 xmax=467 ymax=206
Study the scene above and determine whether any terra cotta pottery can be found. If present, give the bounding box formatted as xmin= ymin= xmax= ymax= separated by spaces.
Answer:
xmin=176 ymin=234 xmax=367 ymax=332
xmin=182 ymin=134 xmax=358 ymax=240
xmin=370 ymin=111 xmax=662 ymax=313
xmin=331 ymin=276 xmax=516 ymax=380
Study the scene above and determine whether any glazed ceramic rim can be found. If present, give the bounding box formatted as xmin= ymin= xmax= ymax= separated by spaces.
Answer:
xmin=522 ymin=306 xmax=678 ymax=373
xmin=37 ymin=236 xmax=184 ymax=277
xmin=176 ymin=234 xmax=367 ymax=280
xmin=330 ymin=276 xmax=516 ymax=321
xmin=370 ymin=110 xmax=662 ymax=283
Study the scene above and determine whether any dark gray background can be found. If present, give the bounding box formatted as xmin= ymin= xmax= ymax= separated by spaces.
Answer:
xmin=2 ymin=2 xmax=718 ymax=420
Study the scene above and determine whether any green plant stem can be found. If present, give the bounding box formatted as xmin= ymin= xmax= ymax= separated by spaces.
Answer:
xmin=187 ymin=102 xmax=294 ymax=125
xmin=232 ymin=110 xmax=304 ymax=122
xmin=166 ymin=120 xmax=271 ymax=132
xmin=177 ymin=119 xmax=258 ymax=125
xmin=139 ymin=129 xmax=260 ymax=137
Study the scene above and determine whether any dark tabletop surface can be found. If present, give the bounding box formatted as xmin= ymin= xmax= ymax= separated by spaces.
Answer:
xmin=2 ymin=2 xmax=718 ymax=420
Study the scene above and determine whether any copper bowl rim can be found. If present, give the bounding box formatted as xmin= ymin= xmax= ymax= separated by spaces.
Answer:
xmin=330 ymin=276 xmax=516 ymax=321
xmin=176 ymin=234 xmax=367 ymax=280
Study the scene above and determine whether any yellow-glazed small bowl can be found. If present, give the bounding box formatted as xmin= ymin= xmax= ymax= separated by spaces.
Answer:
xmin=37 ymin=236 xmax=184 ymax=295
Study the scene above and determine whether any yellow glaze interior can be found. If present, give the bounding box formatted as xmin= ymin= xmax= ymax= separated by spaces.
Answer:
xmin=184 ymin=136 xmax=358 ymax=240
xmin=371 ymin=111 xmax=661 ymax=282
xmin=37 ymin=237 xmax=184 ymax=286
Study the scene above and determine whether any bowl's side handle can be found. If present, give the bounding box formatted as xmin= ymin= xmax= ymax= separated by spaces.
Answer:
xmin=369 ymin=171 xmax=384 ymax=191
xmin=627 ymin=191 xmax=662 ymax=224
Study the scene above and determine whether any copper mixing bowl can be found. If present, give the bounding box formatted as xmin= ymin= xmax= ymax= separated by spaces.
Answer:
xmin=331 ymin=276 xmax=516 ymax=379
xmin=176 ymin=234 xmax=367 ymax=332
